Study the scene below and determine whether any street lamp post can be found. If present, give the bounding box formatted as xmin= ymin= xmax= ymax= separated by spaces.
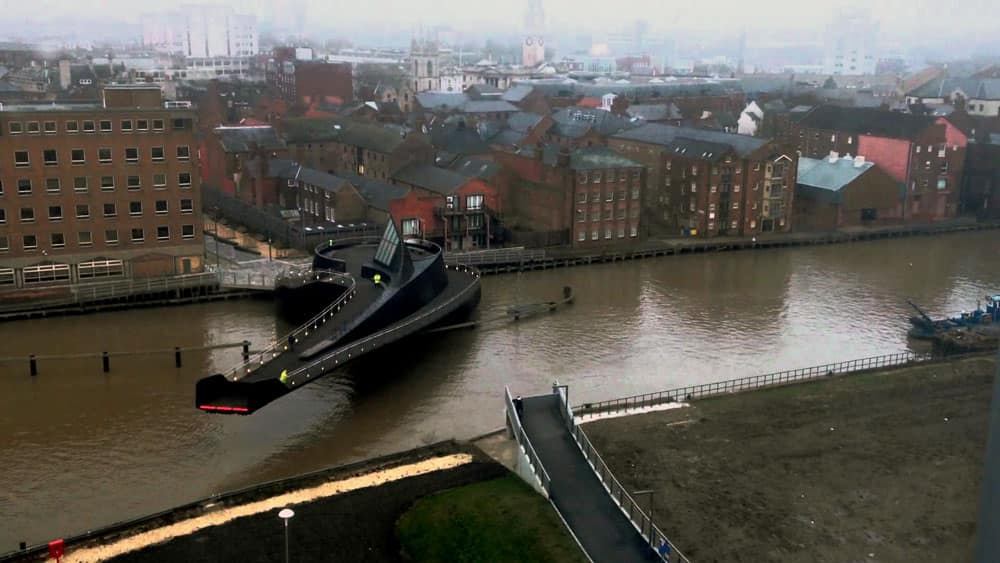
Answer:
xmin=268 ymin=236 xmax=273 ymax=262
xmin=278 ymin=508 xmax=295 ymax=563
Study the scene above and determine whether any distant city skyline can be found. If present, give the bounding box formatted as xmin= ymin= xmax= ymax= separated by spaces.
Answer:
xmin=0 ymin=0 xmax=997 ymax=61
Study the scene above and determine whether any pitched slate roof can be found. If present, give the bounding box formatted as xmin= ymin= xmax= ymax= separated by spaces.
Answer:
xmin=552 ymin=107 xmax=634 ymax=137
xmin=460 ymin=100 xmax=520 ymax=114
xmin=540 ymin=145 xmax=643 ymax=170
xmin=393 ymin=163 xmax=470 ymax=195
xmin=416 ymin=92 xmax=468 ymax=111
xmin=507 ymin=111 xmax=545 ymax=133
xmin=296 ymin=167 xmax=350 ymax=192
xmin=612 ymin=123 xmax=767 ymax=157
xmin=451 ymin=157 xmax=502 ymax=180
xmin=428 ymin=119 xmax=491 ymax=155
xmin=796 ymin=155 xmax=874 ymax=192
xmin=663 ymin=138 xmax=733 ymax=163
xmin=339 ymin=172 xmax=410 ymax=210
xmin=626 ymin=103 xmax=682 ymax=122
xmin=216 ymin=126 xmax=287 ymax=153
xmin=501 ymin=84 xmax=534 ymax=102
xmin=908 ymin=77 xmax=1000 ymax=100
xmin=796 ymin=106 xmax=936 ymax=140
xmin=283 ymin=119 xmax=415 ymax=152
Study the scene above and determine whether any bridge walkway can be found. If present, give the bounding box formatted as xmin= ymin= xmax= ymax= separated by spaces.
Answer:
xmin=520 ymin=393 xmax=660 ymax=563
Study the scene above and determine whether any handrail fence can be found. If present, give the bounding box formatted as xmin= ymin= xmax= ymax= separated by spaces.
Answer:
xmin=553 ymin=385 xmax=689 ymax=562
xmin=505 ymin=386 xmax=552 ymax=495
xmin=283 ymin=265 xmax=481 ymax=385
xmin=575 ymin=351 xmax=942 ymax=417
xmin=226 ymin=270 xmax=357 ymax=380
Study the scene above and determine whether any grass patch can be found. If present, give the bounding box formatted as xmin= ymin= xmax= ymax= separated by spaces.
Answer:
xmin=397 ymin=474 xmax=587 ymax=563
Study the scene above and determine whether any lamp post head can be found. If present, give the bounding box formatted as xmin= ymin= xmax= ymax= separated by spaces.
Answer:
xmin=278 ymin=508 xmax=295 ymax=520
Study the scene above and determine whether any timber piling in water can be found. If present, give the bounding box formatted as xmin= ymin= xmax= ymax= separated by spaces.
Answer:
xmin=470 ymin=220 xmax=1000 ymax=276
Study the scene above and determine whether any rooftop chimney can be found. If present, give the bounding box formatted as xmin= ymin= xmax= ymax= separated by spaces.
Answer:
xmin=828 ymin=151 xmax=839 ymax=163
xmin=853 ymin=155 xmax=866 ymax=168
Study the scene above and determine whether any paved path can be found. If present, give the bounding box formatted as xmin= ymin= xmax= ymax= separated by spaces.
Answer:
xmin=520 ymin=394 xmax=659 ymax=563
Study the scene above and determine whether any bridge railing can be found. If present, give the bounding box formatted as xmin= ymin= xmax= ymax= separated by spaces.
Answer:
xmin=445 ymin=247 xmax=546 ymax=266
xmin=283 ymin=265 xmax=481 ymax=385
xmin=574 ymin=351 xmax=937 ymax=418
xmin=227 ymin=270 xmax=356 ymax=380
xmin=554 ymin=385 xmax=690 ymax=562
xmin=505 ymin=386 xmax=551 ymax=495
xmin=0 ymin=272 xmax=219 ymax=313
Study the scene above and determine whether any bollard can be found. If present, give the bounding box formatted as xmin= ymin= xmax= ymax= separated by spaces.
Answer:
xmin=29 ymin=355 xmax=37 ymax=376
xmin=242 ymin=340 xmax=250 ymax=362
xmin=174 ymin=347 xmax=182 ymax=368
xmin=102 ymin=352 xmax=110 ymax=373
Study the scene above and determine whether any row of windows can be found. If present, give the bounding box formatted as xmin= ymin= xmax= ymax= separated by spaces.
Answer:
xmin=0 ymin=199 xmax=194 ymax=222
xmin=576 ymin=208 xmax=640 ymax=222
xmin=1 ymin=173 xmax=192 ymax=195
xmin=0 ymin=260 xmax=124 ymax=286
xmin=576 ymin=225 xmax=639 ymax=241
xmin=575 ymin=189 xmax=641 ymax=204
xmin=12 ymin=146 xmax=190 ymax=167
xmin=576 ymin=169 xmax=642 ymax=184
xmin=6 ymin=117 xmax=186 ymax=136
xmin=0 ymin=225 xmax=197 ymax=251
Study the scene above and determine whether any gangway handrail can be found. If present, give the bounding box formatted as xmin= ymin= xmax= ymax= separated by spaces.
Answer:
xmin=227 ymin=269 xmax=356 ymax=380
xmin=554 ymin=387 xmax=690 ymax=562
xmin=505 ymin=386 xmax=552 ymax=494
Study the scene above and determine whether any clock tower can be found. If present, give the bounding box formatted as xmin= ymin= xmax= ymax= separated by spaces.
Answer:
xmin=522 ymin=0 xmax=545 ymax=68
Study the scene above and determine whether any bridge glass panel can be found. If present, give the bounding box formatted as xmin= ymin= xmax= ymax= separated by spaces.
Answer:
xmin=373 ymin=220 xmax=400 ymax=269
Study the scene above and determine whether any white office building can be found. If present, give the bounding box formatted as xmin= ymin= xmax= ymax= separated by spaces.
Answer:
xmin=141 ymin=5 xmax=259 ymax=58
xmin=822 ymin=13 xmax=878 ymax=76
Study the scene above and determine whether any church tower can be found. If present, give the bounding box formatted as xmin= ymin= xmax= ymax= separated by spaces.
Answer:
xmin=410 ymin=32 xmax=442 ymax=92
xmin=522 ymin=0 xmax=545 ymax=68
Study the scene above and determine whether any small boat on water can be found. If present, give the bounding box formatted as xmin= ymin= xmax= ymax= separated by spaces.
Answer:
xmin=907 ymin=295 xmax=1000 ymax=339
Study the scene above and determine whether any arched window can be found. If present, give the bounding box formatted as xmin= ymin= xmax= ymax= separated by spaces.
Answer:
xmin=426 ymin=60 xmax=433 ymax=76
xmin=414 ymin=61 xmax=419 ymax=76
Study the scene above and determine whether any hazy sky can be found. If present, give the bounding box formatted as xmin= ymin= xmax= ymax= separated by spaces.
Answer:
xmin=1 ymin=0 xmax=998 ymax=53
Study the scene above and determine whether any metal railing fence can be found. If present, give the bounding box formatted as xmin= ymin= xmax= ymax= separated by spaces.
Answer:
xmin=445 ymin=247 xmax=546 ymax=266
xmin=574 ymin=351 xmax=941 ymax=418
xmin=226 ymin=270 xmax=356 ymax=380
xmin=283 ymin=265 xmax=481 ymax=385
xmin=554 ymin=386 xmax=689 ymax=562
xmin=505 ymin=386 xmax=552 ymax=495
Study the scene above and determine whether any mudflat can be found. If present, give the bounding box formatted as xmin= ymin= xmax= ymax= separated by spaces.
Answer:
xmin=586 ymin=355 xmax=996 ymax=563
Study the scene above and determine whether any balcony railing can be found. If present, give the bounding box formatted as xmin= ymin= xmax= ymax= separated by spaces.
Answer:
xmin=434 ymin=200 xmax=495 ymax=215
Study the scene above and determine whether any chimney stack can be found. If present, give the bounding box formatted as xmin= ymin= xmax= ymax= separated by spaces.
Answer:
xmin=828 ymin=151 xmax=839 ymax=163
xmin=853 ymin=155 xmax=866 ymax=168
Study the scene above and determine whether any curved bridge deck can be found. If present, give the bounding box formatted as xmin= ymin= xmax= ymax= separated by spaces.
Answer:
xmin=197 ymin=240 xmax=480 ymax=414
xmin=242 ymin=266 xmax=478 ymax=387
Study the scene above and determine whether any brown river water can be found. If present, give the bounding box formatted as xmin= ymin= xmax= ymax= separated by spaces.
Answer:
xmin=0 ymin=230 xmax=998 ymax=550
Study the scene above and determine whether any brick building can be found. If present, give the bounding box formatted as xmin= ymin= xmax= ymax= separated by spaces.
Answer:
xmin=280 ymin=118 xmax=433 ymax=182
xmin=493 ymin=145 xmax=644 ymax=247
xmin=793 ymin=154 xmax=903 ymax=231
xmin=792 ymin=106 xmax=968 ymax=221
xmin=267 ymin=48 xmax=353 ymax=108
xmin=201 ymin=124 xmax=287 ymax=206
xmin=610 ymin=124 xmax=796 ymax=237
xmin=0 ymin=85 xmax=203 ymax=288
xmin=389 ymin=163 xmax=501 ymax=250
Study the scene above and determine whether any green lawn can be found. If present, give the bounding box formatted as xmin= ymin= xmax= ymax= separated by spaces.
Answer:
xmin=396 ymin=474 xmax=588 ymax=563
